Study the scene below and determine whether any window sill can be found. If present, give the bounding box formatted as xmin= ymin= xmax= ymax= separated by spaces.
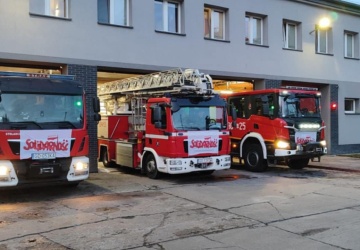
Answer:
xmin=283 ymin=48 xmax=303 ymax=52
xmin=245 ymin=42 xmax=269 ymax=48
xmin=204 ymin=37 xmax=230 ymax=43
xmin=98 ymin=22 xmax=133 ymax=29
xmin=155 ymin=30 xmax=186 ymax=36
xmin=345 ymin=112 xmax=360 ymax=115
xmin=315 ymin=52 xmax=334 ymax=56
xmin=344 ymin=56 xmax=360 ymax=60
xmin=29 ymin=13 xmax=71 ymax=21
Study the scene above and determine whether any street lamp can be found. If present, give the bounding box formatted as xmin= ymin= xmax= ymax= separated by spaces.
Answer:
xmin=309 ymin=17 xmax=331 ymax=34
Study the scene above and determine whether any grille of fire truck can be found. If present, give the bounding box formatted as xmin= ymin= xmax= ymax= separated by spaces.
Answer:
xmin=98 ymin=68 xmax=214 ymax=96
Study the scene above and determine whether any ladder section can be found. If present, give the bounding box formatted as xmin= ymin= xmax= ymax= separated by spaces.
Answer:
xmin=130 ymin=97 xmax=146 ymax=132
xmin=98 ymin=68 xmax=214 ymax=96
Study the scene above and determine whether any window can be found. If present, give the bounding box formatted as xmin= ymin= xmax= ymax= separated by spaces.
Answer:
xmin=316 ymin=28 xmax=333 ymax=54
xmin=204 ymin=7 xmax=226 ymax=40
xmin=98 ymin=0 xmax=130 ymax=26
xmin=155 ymin=0 xmax=181 ymax=33
xmin=345 ymin=33 xmax=354 ymax=58
xmin=228 ymin=97 xmax=246 ymax=118
xmin=246 ymin=13 xmax=267 ymax=45
xmin=344 ymin=31 xmax=359 ymax=59
xmin=30 ymin=0 xmax=68 ymax=18
xmin=283 ymin=20 xmax=302 ymax=50
xmin=345 ymin=99 xmax=357 ymax=114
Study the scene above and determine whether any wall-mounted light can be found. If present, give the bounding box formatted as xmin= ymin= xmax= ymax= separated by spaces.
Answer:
xmin=309 ymin=17 xmax=331 ymax=34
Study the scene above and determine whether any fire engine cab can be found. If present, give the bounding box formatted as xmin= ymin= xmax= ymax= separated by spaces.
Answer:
xmin=97 ymin=68 xmax=232 ymax=179
xmin=223 ymin=87 xmax=327 ymax=172
xmin=0 ymin=71 xmax=100 ymax=188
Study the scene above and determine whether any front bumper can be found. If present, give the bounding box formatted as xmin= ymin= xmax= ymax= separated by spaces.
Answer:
xmin=0 ymin=156 xmax=89 ymax=187
xmin=158 ymin=155 xmax=231 ymax=174
xmin=274 ymin=142 xmax=327 ymax=159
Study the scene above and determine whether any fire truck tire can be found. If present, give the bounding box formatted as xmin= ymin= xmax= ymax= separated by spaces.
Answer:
xmin=145 ymin=154 xmax=161 ymax=179
xmin=287 ymin=158 xmax=309 ymax=169
xmin=102 ymin=150 xmax=115 ymax=168
xmin=244 ymin=144 xmax=267 ymax=172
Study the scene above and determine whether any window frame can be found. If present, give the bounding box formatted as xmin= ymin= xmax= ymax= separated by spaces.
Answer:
xmin=155 ymin=0 xmax=182 ymax=34
xmin=283 ymin=21 xmax=300 ymax=50
xmin=317 ymin=29 xmax=328 ymax=53
xmin=345 ymin=33 xmax=354 ymax=58
xmin=345 ymin=98 xmax=356 ymax=114
xmin=246 ymin=16 xmax=263 ymax=45
xmin=344 ymin=30 xmax=359 ymax=59
xmin=316 ymin=27 xmax=333 ymax=55
xmin=245 ymin=13 xmax=267 ymax=46
xmin=98 ymin=0 xmax=131 ymax=27
xmin=204 ymin=6 xmax=226 ymax=41
xmin=30 ymin=0 xmax=69 ymax=19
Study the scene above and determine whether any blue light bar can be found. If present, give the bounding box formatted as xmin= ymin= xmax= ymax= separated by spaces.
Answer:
xmin=0 ymin=71 xmax=75 ymax=80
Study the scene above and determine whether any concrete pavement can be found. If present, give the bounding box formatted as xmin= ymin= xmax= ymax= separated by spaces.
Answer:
xmin=308 ymin=154 xmax=360 ymax=172
xmin=0 ymin=154 xmax=359 ymax=250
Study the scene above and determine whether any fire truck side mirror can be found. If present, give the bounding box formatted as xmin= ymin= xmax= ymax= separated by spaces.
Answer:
xmin=152 ymin=106 xmax=162 ymax=129
xmin=93 ymin=97 xmax=101 ymax=113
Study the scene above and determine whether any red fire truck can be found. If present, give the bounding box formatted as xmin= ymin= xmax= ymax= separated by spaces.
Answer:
xmin=97 ymin=68 xmax=232 ymax=179
xmin=0 ymin=71 xmax=100 ymax=187
xmin=223 ymin=87 xmax=327 ymax=172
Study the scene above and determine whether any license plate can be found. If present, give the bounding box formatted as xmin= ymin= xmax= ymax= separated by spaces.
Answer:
xmin=197 ymin=158 xmax=212 ymax=164
xmin=32 ymin=152 xmax=56 ymax=160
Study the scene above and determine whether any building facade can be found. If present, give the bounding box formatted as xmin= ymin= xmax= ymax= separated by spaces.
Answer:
xmin=1 ymin=0 xmax=360 ymax=171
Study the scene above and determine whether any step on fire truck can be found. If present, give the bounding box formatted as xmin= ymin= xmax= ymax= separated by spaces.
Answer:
xmin=222 ymin=87 xmax=327 ymax=172
xmin=97 ymin=68 xmax=233 ymax=179
xmin=0 ymin=71 xmax=101 ymax=188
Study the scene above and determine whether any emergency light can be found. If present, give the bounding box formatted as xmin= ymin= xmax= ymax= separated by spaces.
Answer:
xmin=331 ymin=102 xmax=337 ymax=111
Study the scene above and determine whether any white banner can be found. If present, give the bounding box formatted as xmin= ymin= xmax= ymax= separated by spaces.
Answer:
xmin=188 ymin=131 xmax=219 ymax=156
xmin=295 ymin=131 xmax=317 ymax=145
xmin=20 ymin=130 xmax=72 ymax=159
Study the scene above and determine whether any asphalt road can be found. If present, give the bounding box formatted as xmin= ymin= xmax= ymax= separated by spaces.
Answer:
xmin=0 ymin=156 xmax=360 ymax=250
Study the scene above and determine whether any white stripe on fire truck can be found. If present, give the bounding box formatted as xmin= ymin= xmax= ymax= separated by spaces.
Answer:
xmin=145 ymin=134 xmax=169 ymax=140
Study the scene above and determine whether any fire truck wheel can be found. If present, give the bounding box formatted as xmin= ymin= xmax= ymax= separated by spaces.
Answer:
xmin=244 ymin=144 xmax=267 ymax=172
xmin=102 ymin=149 xmax=115 ymax=168
xmin=145 ymin=154 xmax=161 ymax=179
xmin=287 ymin=158 xmax=309 ymax=169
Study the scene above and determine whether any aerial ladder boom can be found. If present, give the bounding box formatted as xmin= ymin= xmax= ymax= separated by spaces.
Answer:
xmin=98 ymin=68 xmax=214 ymax=96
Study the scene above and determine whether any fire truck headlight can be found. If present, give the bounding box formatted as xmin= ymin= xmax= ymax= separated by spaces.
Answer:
xmin=276 ymin=140 xmax=290 ymax=149
xmin=0 ymin=166 xmax=10 ymax=181
xmin=0 ymin=166 xmax=8 ymax=176
xmin=320 ymin=140 xmax=327 ymax=147
xmin=74 ymin=161 xmax=89 ymax=176
xmin=75 ymin=161 xmax=88 ymax=171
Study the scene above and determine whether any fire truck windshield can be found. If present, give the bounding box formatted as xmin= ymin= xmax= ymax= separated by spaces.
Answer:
xmin=172 ymin=106 xmax=225 ymax=130
xmin=0 ymin=93 xmax=84 ymax=129
xmin=279 ymin=94 xmax=321 ymax=118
